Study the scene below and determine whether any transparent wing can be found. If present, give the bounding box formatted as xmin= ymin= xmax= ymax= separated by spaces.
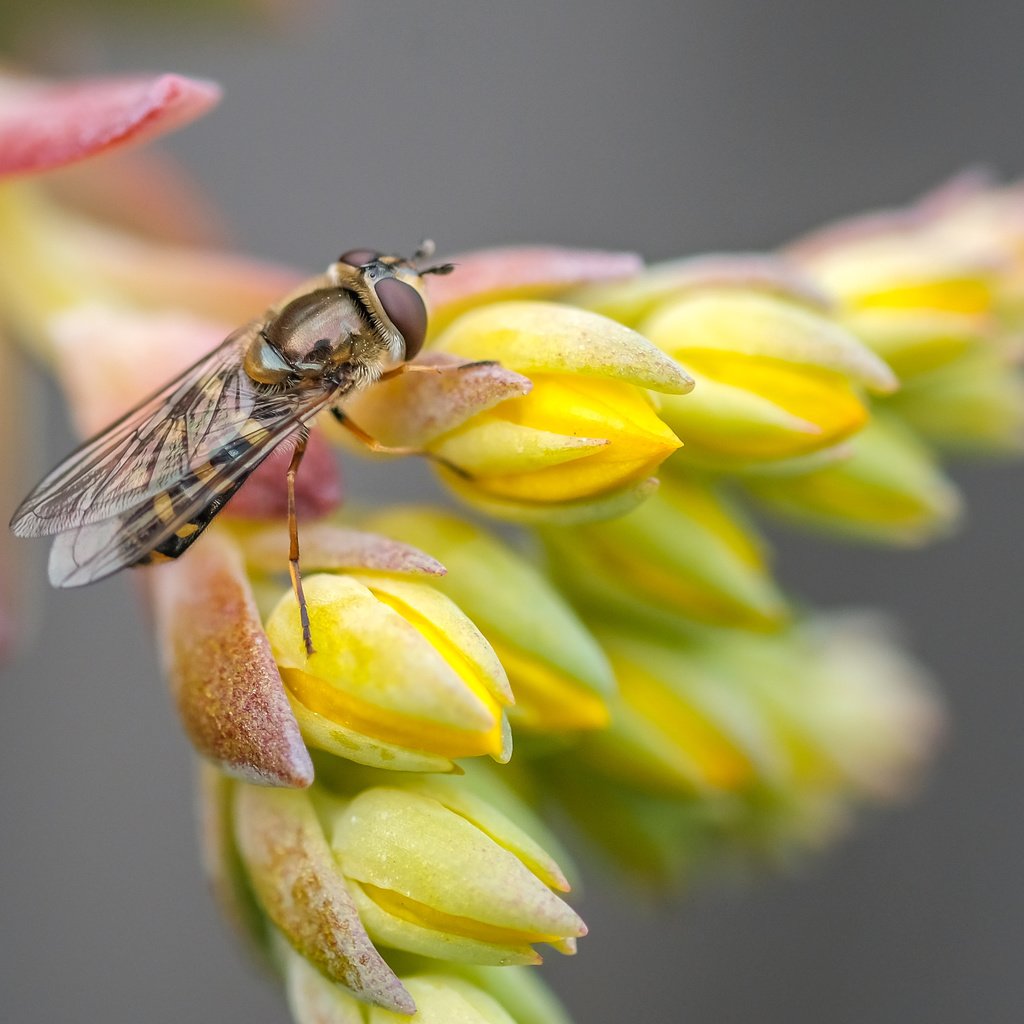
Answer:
xmin=11 ymin=321 xmax=336 ymax=538
xmin=47 ymin=442 xmax=248 ymax=588
xmin=43 ymin=379 xmax=342 ymax=587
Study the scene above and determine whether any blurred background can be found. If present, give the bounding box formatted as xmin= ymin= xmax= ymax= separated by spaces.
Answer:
xmin=1 ymin=2 xmax=1022 ymax=1021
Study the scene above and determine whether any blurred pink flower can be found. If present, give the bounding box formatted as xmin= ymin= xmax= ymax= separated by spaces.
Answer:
xmin=0 ymin=70 xmax=320 ymax=657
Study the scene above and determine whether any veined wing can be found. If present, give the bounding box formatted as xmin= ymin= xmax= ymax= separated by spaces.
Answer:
xmin=13 ymin=320 xmax=307 ymax=537
xmin=44 ymin=380 xmax=343 ymax=588
xmin=46 ymin=469 xmax=247 ymax=588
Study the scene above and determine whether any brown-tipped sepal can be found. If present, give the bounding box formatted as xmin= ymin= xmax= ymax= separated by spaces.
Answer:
xmin=152 ymin=530 xmax=313 ymax=788
xmin=234 ymin=783 xmax=414 ymax=1014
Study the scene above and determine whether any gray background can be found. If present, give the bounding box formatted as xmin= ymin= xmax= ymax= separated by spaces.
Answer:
xmin=2 ymin=2 xmax=1023 ymax=1021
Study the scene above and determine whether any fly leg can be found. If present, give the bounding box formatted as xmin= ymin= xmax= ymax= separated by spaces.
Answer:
xmin=286 ymin=427 xmax=315 ymax=656
xmin=329 ymin=408 xmax=472 ymax=479
xmin=378 ymin=359 xmax=498 ymax=383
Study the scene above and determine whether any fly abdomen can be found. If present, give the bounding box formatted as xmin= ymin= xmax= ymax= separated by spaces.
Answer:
xmin=130 ymin=476 xmax=250 ymax=567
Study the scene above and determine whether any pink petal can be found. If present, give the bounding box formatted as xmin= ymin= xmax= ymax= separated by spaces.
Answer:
xmin=910 ymin=166 xmax=999 ymax=221
xmin=0 ymin=73 xmax=221 ymax=178
xmin=47 ymin=147 xmax=230 ymax=246
xmin=51 ymin=307 xmax=229 ymax=437
xmin=425 ymin=245 xmax=643 ymax=331
xmin=783 ymin=207 xmax=923 ymax=262
xmin=337 ymin=353 xmax=533 ymax=448
xmin=643 ymin=252 xmax=833 ymax=309
xmin=80 ymin=239 xmax=302 ymax=327
xmin=241 ymin=522 xmax=447 ymax=578
xmin=151 ymin=532 xmax=314 ymax=788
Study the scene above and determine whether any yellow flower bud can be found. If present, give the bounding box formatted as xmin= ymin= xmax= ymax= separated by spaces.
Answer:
xmin=788 ymin=209 xmax=1002 ymax=378
xmin=798 ymin=233 xmax=995 ymax=314
xmin=838 ymin=305 xmax=993 ymax=380
xmin=432 ymin=373 xmax=679 ymax=503
xmin=640 ymin=289 xmax=897 ymax=466
xmin=427 ymin=300 xmax=691 ymax=521
xmin=328 ymin=786 xmax=586 ymax=965
xmin=363 ymin=506 xmax=615 ymax=732
xmin=542 ymin=615 xmax=943 ymax=878
xmin=543 ymin=474 xmax=788 ymax=631
xmin=265 ymin=573 xmax=513 ymax=773
xmin=744 ymin=414 xmax=963 ymax=545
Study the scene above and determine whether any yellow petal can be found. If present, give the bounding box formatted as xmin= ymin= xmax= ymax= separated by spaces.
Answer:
xmin=362 ymin=507 xmax=615 ymax=732
xmin=659 ymin=360 xmax=868 ymax=463
xmin=432 ymin=374 xmax=681 ymax=503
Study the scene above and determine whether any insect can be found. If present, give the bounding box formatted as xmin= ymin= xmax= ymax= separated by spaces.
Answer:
xmin=9 ymin=244 xmax=457 ymax=655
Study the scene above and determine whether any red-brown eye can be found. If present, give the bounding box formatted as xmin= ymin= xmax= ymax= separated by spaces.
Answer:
xmin=338 ymin=249 xmax=379 ymax=267
xmin=375 ymin=277 xmax=427 ymax=360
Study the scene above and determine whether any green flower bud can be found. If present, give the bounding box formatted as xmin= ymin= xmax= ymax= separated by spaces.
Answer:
xmin=281 ymin=942 xmax=527 ymax=1024
xmin=743 ymin=414 xmax=962 ymax=545
xmin=542 ymin=475 xmax=788 ymax=632
xmin=542 ymin=614 xmax=942 ymax=878
xmin=445 ymin=965 xmax=574 ymax=1024
xmin=884 ymin=348 xmax=1024 ymax=454
xmin=576 ymin=627 xmax=784 ymax=798
xmin=371 ymin=976 xmax=518 ymax=1024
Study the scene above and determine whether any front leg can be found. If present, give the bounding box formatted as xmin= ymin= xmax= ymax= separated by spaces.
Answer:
xmin=378 ymin=358 xmax=498 ymax=383
xmin=286 ymin=427 xmax=315 ymax=656
xmin=329 ymin=407 xmax=472 ymax=479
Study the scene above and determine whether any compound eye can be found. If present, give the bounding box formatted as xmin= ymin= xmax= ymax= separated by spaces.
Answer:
xmin=338 ymin=248 xmax=379 ymax=267
xmin=375 ymin=277 xmax=427 ymax=360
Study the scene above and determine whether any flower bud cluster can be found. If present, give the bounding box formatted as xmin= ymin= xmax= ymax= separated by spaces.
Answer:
xmin=0 ymin=70 xmax=1019 ymax=1024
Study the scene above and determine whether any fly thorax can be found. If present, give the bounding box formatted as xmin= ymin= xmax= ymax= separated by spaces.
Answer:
xmin=264 ymin=288 xmax=368 ymax=368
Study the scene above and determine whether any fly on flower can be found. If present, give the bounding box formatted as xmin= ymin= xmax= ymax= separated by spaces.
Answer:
xmin=9 ymin=245 xmax=456 ymax=655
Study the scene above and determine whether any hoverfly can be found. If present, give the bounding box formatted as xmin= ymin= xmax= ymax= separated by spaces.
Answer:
xmin=9 ymin=245 xmax=456 ymax=655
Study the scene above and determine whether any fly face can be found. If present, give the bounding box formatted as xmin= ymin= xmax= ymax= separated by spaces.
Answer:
xmin=243 ymin=249 xmax=439 ymax=388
